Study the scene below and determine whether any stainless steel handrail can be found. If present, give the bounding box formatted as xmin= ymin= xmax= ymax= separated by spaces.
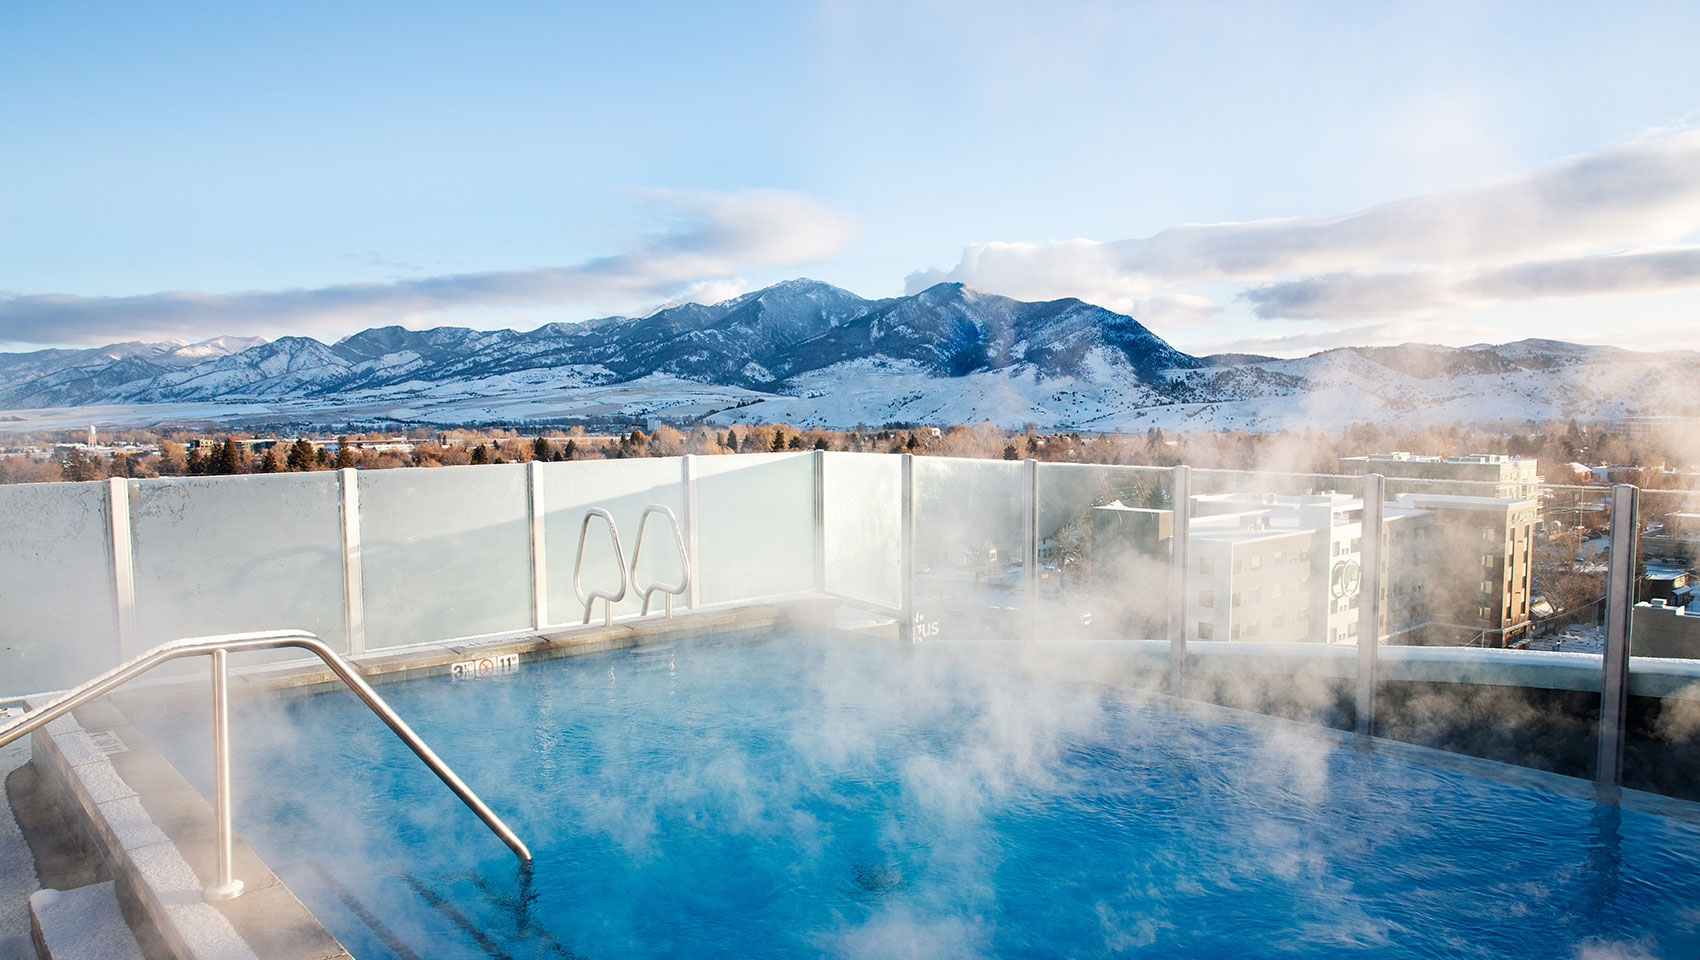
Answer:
xmin=573 ymin=507 xmax=628 ymax=625
xmin=0 ymin=629 xmax=532 ymax=902
xmin=630 ymin=504 xmax=691 ymax=617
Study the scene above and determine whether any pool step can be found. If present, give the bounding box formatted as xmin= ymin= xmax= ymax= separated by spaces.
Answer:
xmin=27 ymin=882 xmax=145 ymax=960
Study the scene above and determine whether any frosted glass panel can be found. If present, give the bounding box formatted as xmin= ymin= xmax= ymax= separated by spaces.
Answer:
xmin=0 ymin=482 xmax=115 ymax=695
xmin=1035 ymin=463 xmax=1173 ymax=641
xmin=695 ymin=453 xmax=814 ymax=604
xmin=359 ymin=465 xmax=531 ymax=648
xmin=541 ymin=458 xmax=687 ymax=624
xmin=911 ymin=457 xmax=1026 ymax=641
xmin=130 ymin=474 xmax=347 ymax=652
xmin=822 ymin=452 xmax=900 ymax=609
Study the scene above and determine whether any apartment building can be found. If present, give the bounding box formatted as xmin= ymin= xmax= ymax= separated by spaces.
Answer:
xmin=1395 ymin=493 xmax=1537 ymax=646
xmin=1339 ymin=452 xmax=1541 ymax=502
xmin=1092 ymin=490 xmax=1534 ymax=647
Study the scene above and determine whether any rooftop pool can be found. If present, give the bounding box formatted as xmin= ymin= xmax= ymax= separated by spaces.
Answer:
xmin=136 ymin=631 xmax=1700 ymax=959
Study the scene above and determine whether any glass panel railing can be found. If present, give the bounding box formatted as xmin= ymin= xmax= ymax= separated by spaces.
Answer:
xmin=540 ymin=457 xmax=687 ymax=624
xmin=129 ymin=473 xmax=347 ymax=657
xmin=910 ymin=456 xmax=1025 ymax=642
xmin=1185 ymin=469 xmax=1364 ymax=727
xmin=1373 ymin=477 xmax=1598 ymax=777
xmin=1626 ymin=484 xmax=1700 ymax=799
xmin=694 ymin=452 xmax=814 ymax=605
xmin=359 ymin=464 xmax=532 ymax=648
xmin=1033 ymin=463 xmax=1172 ymax=642
xmin=0 ymin=480 xmax=117 ymax=695
xmin=821 ymin=452 xmax=901 ymax=611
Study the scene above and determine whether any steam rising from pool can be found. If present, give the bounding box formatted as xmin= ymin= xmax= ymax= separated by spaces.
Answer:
xmin=131 ymin=631 xmax=1700 ymax=960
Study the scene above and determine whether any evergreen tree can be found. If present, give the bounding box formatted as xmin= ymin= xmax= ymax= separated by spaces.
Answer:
xmin=186 ymin=447 xmax=207 ymax=475
xmin=905 ymin=433 xmax=920 ymax=452
xmin=564 ymin=439 xmax=578 ymax=460
xmin=334 ymin=436 xmax=355 ymax=470
xmin=286 ymin=439 xmax=315 ymax=471
xmin=315 ymin=448 xmax=332 ymax=469
xmin=771 ymin=429 xmax=786 ymax=452
xmin=788 ymin=434 xmax=805 ymax=450
xmin=471 ymin=444 xmax=490 ymax=465
xmin=1003 ymin=443 xmax=1019 ymax=460
xmin=60 ymin=447 xmax=96 ymax=482
xmin=728 ymin=431 xmax=740 ymax=453
xmin=215 ymin=438 xmax=243 ymax=475
xmin=533 ymin=436 xmax=551 ymax=461
xmin=260 ymin=449 xmax=282 ymax=473
xmin=813 ymin=437 xmax=830 ymax=451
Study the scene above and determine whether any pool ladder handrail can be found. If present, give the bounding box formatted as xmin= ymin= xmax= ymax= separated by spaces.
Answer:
xmin=0 ymin=629 xmax=532 ymax=905
xmin=573 ymin=507 xmax=628 ymax=625
xmin=630 ymin=504 xmax=691 ymax=617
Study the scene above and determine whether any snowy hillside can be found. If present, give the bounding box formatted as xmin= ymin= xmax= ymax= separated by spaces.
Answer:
xmin=0 ymin=280 xmax=1690 ymax=431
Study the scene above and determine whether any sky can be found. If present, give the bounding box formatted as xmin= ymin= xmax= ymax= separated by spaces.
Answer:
xmin=2 ymin=0 xmax=1699 ymax=358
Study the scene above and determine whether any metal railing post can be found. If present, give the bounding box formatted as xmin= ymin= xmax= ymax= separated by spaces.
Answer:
xmin=1356 ymin=474 xmax=1384 ymax=736
xmin=682 ymin=455 xmax=700 ymax=609
xmin=1168 ymin=465 xmax=1191 ymax=696
xmin=901 ymin=453 xmax=916 ymax=643
xmin=813 ymin=449 xmax=827 ymax=593
xmin=106 ymin=478 xmax=138 ymax=662
xmin=338 ymin=468 xmax=366 ymax=656
xmin=1597 ymin=483 xmax=1639 ymax=787
xmin=1023 ymin=459 xmax=1039 ymax=643
xmin=205 ymin=647 xmax=243 ymax=901
xmin=527 ymin=461 xmax=548 ymax=630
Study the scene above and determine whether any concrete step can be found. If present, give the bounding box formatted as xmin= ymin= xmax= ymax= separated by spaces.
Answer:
xmin=28 ymin=882 xmax=144 ymax=960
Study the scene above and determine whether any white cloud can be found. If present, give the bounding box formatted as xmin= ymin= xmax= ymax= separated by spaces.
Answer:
xmin=0 ymin=189 xmax=853 ymax=346
xmin=912 ymin=128 xmax=1700 ymax=324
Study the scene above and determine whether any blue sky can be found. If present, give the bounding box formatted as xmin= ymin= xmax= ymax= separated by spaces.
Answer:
xmin=3 ymin=0 xmax=1699 ymax=356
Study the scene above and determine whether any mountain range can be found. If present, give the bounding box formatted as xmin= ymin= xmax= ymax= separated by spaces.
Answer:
xmin=0 ymin=280 xmax=1692 ymax=431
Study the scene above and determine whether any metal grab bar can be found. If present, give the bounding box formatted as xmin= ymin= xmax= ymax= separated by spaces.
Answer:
xmin=573 ymin=508 xmax=628 ymax=625
xmin=0 ymin=629 xmax=532 ymax=903
xmin=630 ymin=504 xmax=691 ymax=617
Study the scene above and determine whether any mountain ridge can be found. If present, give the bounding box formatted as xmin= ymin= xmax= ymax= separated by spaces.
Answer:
xmin=0 ymin=281 xmax=1690 ymax=430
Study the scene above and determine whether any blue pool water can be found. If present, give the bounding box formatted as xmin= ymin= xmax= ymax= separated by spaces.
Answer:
xmin=141 ymin=631 xmax=1700 ymax=959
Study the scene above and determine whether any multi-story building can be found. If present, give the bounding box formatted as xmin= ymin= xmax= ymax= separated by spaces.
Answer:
xmin=1339 ymin=452 xmax=1541 ymax=502
xmin=1091 ymin=490 xmax=1535 ymax=647
xmin=1392 ymin=493 xmax=1537 ymax=646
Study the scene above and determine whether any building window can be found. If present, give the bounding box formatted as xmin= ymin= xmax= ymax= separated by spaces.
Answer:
xmin=1480 ymin=580 xmax=1493 ymax=594
xmin=1346 ymin=623 xmax=1358 ymax=638
xmin=1477 ymin=605 xmax=1493 ymax=619
xmin=1481 ymin=555 xmax=1493 ymax=567
xmin=1199 ymin=557 xmax=1214 ymax=575
xmin=1231 ymin=623 xmax=1241 ymax=640
xmin=1198 ymin=622 xmax=1214 ymax=640
xmin=1232 ymin=592 xmax=1242 ymax=607
xmin=1248 ymin=587 xmax=1262 ymax=603
xmin=1273 ymin=550 xmax=1285 ymax=565
xmin=1350 ymin=537 xmax=1361 ymax=552
xmin=1271 ymin=582 xmax=1283 ymax=600
xmin=1272 ymin=613 xmax=1285 ymax=628
xmin=1250 ymin=555 xmax=1263 ymax=570
xmin=1246 ymin=620 xmax=1261 ymax=637
xmin=1199 ymin=589 xmax=1215 ymax=608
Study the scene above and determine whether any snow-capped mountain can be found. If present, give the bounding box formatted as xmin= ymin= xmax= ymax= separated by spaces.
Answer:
xmin=0 ymin=281 xmax=1691 ymax=431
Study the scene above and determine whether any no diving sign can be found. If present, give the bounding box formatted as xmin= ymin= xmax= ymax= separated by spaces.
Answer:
xmin=451 ymin=653 xmax=519 ymax=680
